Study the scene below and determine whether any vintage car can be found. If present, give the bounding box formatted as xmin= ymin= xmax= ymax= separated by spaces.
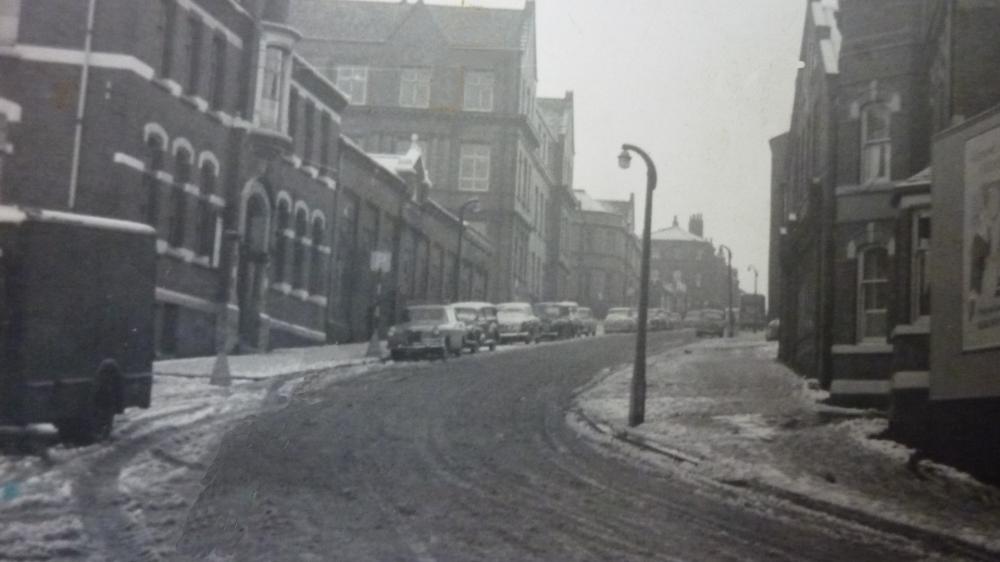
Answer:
xmin=496 ymin=302 xmax=542 ymax=344
xmin=603 ymin=307 xmax=638 ymax=333
xmin=686 ymin=308 xmax=727 ymax=337
xmin=452 ymin=302 xmax=500 ymax=351
xmin=534 ymin=301 xmax=578 ymax=340
xmin=648 ymin=308 xmax=670 ymax=331
xmin=387 ymin=304 xmax=467 ymax=360
xmin=575 ymin=306 xmax=598 ymax=336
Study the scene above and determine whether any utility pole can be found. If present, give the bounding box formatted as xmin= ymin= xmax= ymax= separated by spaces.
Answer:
xmin=747 ymin=264 xmax=759 ymax=295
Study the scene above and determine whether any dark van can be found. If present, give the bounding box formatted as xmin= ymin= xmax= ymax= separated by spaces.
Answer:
xmin=0 ymin=206 xmax=156 ymax=443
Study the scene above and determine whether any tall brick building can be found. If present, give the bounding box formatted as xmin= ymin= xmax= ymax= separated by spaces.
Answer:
xmin=289 ymin=0 xmax=570 ymax=303
xmin=0 ymin=0 xmax=494 ymax=355
xmin=771 ymin=0 xmax=1000 ymax=479
xmin=570 ymin=190 xmax=639 ymax=317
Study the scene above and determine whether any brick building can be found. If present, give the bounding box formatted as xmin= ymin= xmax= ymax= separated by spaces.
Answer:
xmin=771 ymin=0 xmax=1000 ymax=479
xmin=570 ymin=190 xmax=639 ymax=317
xmin=289 ymin=0 xmax=570 ymax=303
xmin=537 ymin=92 xmax=577 ymax=301
xmin=0 ymin=0 xmax=494 ymax=356
xmin=649 ymin=215 xmax=739 ymax=316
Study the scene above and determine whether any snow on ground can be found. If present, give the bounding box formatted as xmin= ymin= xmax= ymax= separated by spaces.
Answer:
xmin=0 ymin=346 xmax=386 ymax=561
xmin=155 ymin=342 xmax=378 ymax=380
xmin=574 ymin=335 xmax=1000 ymax=553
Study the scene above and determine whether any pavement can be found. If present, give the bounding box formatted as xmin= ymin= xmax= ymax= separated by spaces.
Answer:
xmin=173 ymin=331 xmax=963 ymax=561
xmin=154 ymin=341 xmax=383 ymax=380
xmin=573 ymin=333 xmax=1000 ymax=559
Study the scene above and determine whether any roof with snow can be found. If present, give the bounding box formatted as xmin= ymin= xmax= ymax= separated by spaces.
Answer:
xmin=290 ymin=0 xmax=530 ymax=50
xmin=573 ymin=190 xmax=615 ymax=214
xmin=651 ymin=224 xmax=708 ymax=243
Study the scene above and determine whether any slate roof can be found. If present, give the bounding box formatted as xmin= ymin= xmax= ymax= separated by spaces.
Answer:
xmin=537 ymin=98 xmax=570 ymax=136
xmin=290 ymin=0 xmax=529 ymax=50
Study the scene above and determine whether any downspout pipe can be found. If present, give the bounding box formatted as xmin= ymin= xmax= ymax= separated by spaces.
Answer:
xmin=68 ymin=0 xmax=97 ymax=210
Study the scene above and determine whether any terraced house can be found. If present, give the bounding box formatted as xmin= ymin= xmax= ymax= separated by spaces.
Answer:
xmin=290 ymin=0 xmax=570 ymax=303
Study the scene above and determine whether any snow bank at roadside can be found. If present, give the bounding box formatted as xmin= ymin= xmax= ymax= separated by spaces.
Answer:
xmin=573 ymin=338 xmax=1000 ymax=553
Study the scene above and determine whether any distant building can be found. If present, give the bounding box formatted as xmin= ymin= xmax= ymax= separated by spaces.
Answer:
xmin=289 ymin=0 xmax=569 ymax=303
xmin=570 ymin=190 xmax=639 ymax=317
xmin=649 ymin=215 xmax=738 ymax=315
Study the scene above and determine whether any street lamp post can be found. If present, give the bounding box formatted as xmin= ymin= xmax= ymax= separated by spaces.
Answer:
xmin=747 ymin=265 xmax=759 ymax=295
xmin=719 ymin=244 xmax=734 ymax=338
xmin=618 ymin=143 xmax=657 ymax=427
xmin=453 ymin=198 xmax=480 ymax=302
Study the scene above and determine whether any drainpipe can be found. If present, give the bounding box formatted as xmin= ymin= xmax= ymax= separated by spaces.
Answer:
xmin=68 ymin=0 xmax=97 ymax=210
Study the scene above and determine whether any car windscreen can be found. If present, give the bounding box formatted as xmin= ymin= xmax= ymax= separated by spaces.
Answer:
xmin=607 ymin=308 xmax=632 ymax=318
xmin=498 ymin=305 xmax=531 ymax=317
xmin=535 ymin=305 xmax=567 ymax=318
xmin=406 ymin=307 xmax=447 ymax=322
xmin=455 ymin=308 xmax=478 ymax=323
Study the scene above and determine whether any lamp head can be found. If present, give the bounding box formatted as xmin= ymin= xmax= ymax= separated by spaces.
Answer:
xmin=618 ymin=148 xmax=632 ymax=170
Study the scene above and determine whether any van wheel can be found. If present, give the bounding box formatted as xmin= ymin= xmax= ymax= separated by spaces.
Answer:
xmin=57 ymin=378 xmax=118 ymax=445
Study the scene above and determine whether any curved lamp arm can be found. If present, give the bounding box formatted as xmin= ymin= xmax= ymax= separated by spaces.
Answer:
xmin=620 ymin=144 xmax=658 ymax=191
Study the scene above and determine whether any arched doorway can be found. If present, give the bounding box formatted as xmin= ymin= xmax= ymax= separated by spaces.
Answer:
xmin=237 ymin=185 xmax=271 ymax=349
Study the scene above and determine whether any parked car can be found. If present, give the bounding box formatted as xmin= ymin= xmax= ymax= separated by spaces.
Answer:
xmin=534 ymin=301 xmax=578 ymax=340
xmin=0 ymin=206 xmax=156 ymax=444
xmin=575 ymin=306 xmax=598 ymax=336
xmin=648 ymin=308 xmax=670 ymax=331
xmin=453 ymin=306 xmax=485 ymax=353
xmin=603 ymin=307 xmax=638 ymax=333
xmin=453 ymin=301 xmax=500 ymax=351
xmin=497 ymin=302 xmax=542 ymax=344
xmin=387 ymin=305 xmax=467 ymax=361
xmin=686 ymin=308 xmax=727 ymax=337
xmin=765 ymin=318 xmax=781 ymax=341
xmin=666 ymin=311 xmax=683 ymax=329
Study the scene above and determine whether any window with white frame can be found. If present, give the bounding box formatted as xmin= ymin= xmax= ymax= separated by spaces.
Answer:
xmin=911 ymin=210 xmax=931 ymax=319
xmin=861 ymin=104 xmax=891 ymax=183
xmin=399 ymin=68 xmax=431 ymax=108
xmin=257 ymin=45 xmax=288 ymax=131
xmin=0 ymin=0 xmax=21 ymax=45
xmin=459 ymin=144 xmax=490 ymax=192
xmin=336 ymin=66 xmax=368 ymax=105
xmin=463 ymin=71 xmax=494 ymax=112
xmin=858 ymin=246 xmax=890 ymax=341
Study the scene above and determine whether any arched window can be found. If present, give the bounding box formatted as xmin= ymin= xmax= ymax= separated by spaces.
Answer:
xmin=310 ymin=217 xmax=325 ymax=295
xmin=861 ymin=104 xmax=891 ymax=183
xmin=145 ymin=135 xmax=166 ymax=227
xmin=858 ymin=246 xmax=889 ymax=341
xmin=169 ymin=147 xmax=192 ymax=247
xmin=197 ymin=162 xmax=217 ymax=257
xmin=273 ymin=199 xmax=291 ymax=284
xmin=292 ymin=209 xmax=308 ymax=289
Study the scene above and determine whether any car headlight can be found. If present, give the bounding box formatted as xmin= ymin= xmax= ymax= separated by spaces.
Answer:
xmin=432 ymin=327 xmax=441 ymax=337
xmin=387 ymin=326 xmax=396 ymax=337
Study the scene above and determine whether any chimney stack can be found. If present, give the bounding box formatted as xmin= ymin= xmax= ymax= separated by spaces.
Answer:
xmin=688 ymin=214 xmax=704 ymax=237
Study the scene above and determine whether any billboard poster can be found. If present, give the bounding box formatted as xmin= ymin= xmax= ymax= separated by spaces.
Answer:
xmin=963 ymin=125 xmax=1000 ymax=351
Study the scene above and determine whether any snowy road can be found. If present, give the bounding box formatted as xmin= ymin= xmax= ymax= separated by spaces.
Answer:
xmin=0 ymin=362 xmax=375 ymax=562
xmin=172 ymin=332 xmax=954 ymax=561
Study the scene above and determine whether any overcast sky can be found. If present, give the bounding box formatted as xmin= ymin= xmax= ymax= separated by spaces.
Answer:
xmin=372 ymin=0 xmax=807 ymax=298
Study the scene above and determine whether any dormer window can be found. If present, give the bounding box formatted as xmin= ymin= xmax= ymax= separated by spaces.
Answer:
xmin=861 ymin=104 xmax=891 ymax=183
xmin=256 ymin=44 xmax=289 ymax=131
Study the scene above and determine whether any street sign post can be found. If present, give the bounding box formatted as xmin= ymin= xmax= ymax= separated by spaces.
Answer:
xmin=367 ymin=251 xmax=392 ymax=358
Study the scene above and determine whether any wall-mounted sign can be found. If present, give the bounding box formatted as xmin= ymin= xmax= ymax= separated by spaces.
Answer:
xmin=963 ymin=125 xmax=1000 ymax=351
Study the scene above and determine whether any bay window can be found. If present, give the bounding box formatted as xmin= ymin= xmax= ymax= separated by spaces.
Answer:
xmin=858 ymin=246 xmax=889 ymax=341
